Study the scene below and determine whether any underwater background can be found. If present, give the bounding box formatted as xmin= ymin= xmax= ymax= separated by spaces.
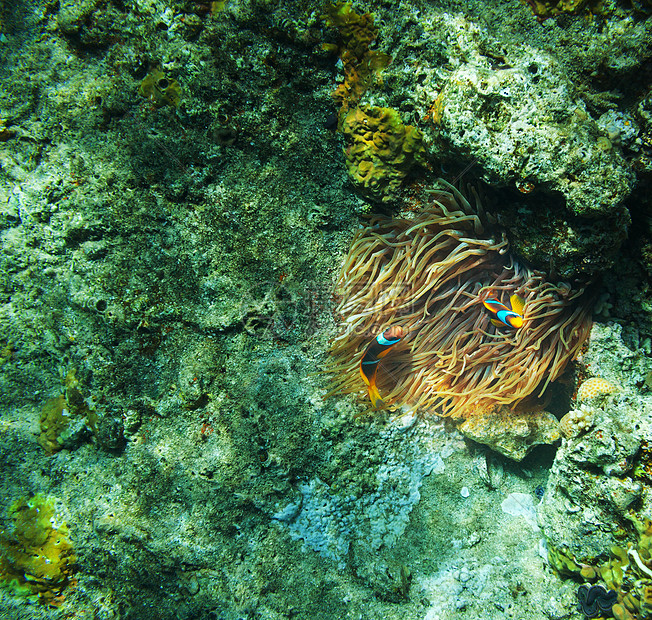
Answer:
xmin=1 ymin=0 xmax=652 ymax=618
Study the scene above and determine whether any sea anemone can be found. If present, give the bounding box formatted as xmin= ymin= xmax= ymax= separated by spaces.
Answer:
xmin=328 ymin=179 xmax=593 ymax=418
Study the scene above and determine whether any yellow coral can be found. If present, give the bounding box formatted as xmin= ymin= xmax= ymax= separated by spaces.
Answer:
xmin=38 ymin=369 xmax=93 ymax=454
xmin=323 ymin=1 xmax=377 ymax=60
xmin=576 ymin=377 xmax=618 ymax=403
xmin=0 ymin=495 xmax=76 ymax=605
xmin=322 ymin=2 xmax=390 ymax=112
xmin=340 ymin=105 xmax=425 ymax=202
xmin=139 ymin=68 xmax=182 ymax=108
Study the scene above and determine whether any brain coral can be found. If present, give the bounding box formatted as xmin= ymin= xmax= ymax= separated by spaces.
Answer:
xmin=576 ymin=377 xmax=618 ymax=403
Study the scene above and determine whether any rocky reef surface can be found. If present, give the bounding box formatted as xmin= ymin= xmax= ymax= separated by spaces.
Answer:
xmin=1 ymin=0 xmax=652 ymax=619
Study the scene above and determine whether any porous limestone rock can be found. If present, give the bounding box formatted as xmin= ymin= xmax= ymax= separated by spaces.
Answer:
xmin=375 ymin=8 xmax=641 ymax=278
xmin=539 ymin=323 xmax=652 ymax=564
xmin=538 ymin=392 xmax=646 ymax=561
xmin=459 ymin=406 xmax=561 ymax=461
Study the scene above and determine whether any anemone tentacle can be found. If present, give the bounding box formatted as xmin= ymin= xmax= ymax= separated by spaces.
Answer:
xmin=327 ymin=179 xmax=593 ymax=418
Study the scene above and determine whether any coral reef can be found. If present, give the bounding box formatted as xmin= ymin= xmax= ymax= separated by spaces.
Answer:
xmin=0 ymin=494 xmax=76 ymax=605
xmin=328 ymin=180 xmax=593 ymax=418
xmin=379 ymin=7 xmax=647 ymax=279
xmin=540 ymin=323 xmax=652 ymax=619
xmin=420 ymin=42 xmax=634 ymax=234
xmin=274 ymin=421 xmax=446 ymax=568
xmin=0 ymin=0 xmax=651 ymax=618
xmin=540 ymin=389 xmax=645 ymax=560
xmin=339 ymin=105 xmax=426 ymax=203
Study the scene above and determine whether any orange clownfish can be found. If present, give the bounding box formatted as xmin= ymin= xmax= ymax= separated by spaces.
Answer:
xmin=483 ymin=294 xmax=525 ymax=329
xmin=359 ymin=326 xmax=405 ymax=409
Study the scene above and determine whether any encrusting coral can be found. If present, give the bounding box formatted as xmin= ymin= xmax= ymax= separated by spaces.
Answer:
xmin=38 ymin=369 xmax=95 ymax=454
xmin=327 ymin=180 xmax=594 ymax=418
xmin=340 ymin=106 xmax=426 ymax=203
xmin=139 ymin=68 xmax=182 ymax=108
xmin=557 ymin=377 xmax=618 ymax=439
xmin=559 ymin=405 xmax=595 ymax=439
xmin=576 ymin=376 xmax=618 ymax=403
xmin=323 ymin=3 xmax=421 ymax=203
xmin=523 ymin=0 xmax=602 ymax=20
xmin=322 ymin=1 xmax=390 ymax=114
xmin=0 ymin=494 xmax=76 ymax=605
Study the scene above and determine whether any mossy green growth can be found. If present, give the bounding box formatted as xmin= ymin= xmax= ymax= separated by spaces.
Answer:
xmin=522 ymin=0 xmax=606 ymax=20
xmin=38 ymin=369 xmax=94 ymax=454
xmin=139 ymin=68 xmax=182 ymax=108
xmin=0 ymin=340 xmax=13 ymax=367
xmin=340 ymin=105 xmax=426 ymax=203
xmin=0 ymin=494 xmax=76 ymax=605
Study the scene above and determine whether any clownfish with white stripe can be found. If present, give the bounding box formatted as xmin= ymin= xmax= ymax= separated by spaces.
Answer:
xmin=483 ymin=294 xmax=525 ymax=329
xmin=359 ymin=326 xmax=405 ymax=409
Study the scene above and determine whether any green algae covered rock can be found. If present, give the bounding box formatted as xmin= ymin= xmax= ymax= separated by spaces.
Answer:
xmin=0 ymin=494 xmax=76 ymax=605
